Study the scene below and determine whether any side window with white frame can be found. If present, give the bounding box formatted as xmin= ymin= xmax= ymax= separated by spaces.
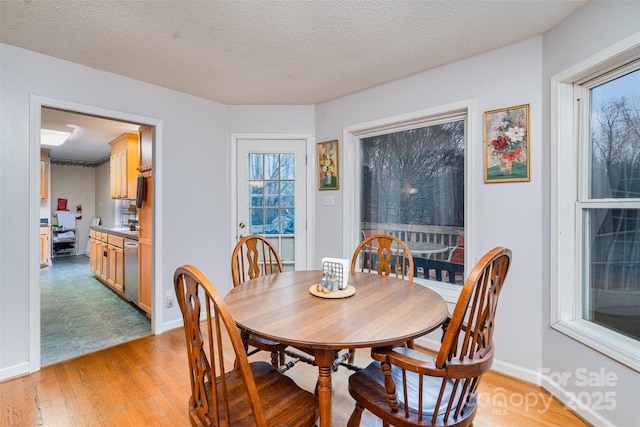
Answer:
xmin=552 ymin=43 xmax=640 ymax=370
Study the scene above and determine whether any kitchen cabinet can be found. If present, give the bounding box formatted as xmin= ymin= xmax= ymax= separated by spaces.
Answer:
xmin=107 ymin=234 xmax=125 ymax=294
xmin=40 ymin=149 xmax=49 ymax=201
xmin=89 ymin=231 xmax=108 ymax=285
xmin=138 ymin=172 xmax=152 ymax=315
xmin=90 ymin=229 xmax=126 ymax=296
xmin=138 ymin=125 xmax=152 ymax=172
xmin=98 ymin=234 xmax=108 ymax=283
xmin=89 ymin=230 xmax=98 ymax=273
xmin=109 ymin=133 xmax=139 ymax=199
xmin=40 ymin=226 xmax=50 ymax=267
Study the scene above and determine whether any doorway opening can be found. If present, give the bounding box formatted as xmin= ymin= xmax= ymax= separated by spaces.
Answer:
xmin=31 ymin=96 xmax=162 ymax=370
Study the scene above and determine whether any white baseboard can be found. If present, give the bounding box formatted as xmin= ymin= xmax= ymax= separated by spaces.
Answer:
xmin=0 ymin=361 xmax=30 ymax=382
xmin=162 ymin=318 xmax=183 ymax=333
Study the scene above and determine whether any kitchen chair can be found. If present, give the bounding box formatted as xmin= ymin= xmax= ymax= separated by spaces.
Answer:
xmin=231 ymin=235 xmax=295 ymax=371
xmin=346 ymin=246 xmax=511 ymax=427
xmin=351 ymin=233 xmax=414 ymax=282
xmin=341 ymin=233 xmax=416 ymax=368
xmin=174 ymin=265 xmax=318 ymax=427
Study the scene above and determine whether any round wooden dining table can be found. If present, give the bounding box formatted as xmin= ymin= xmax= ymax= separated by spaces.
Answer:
xmin=224 ymin=270 xmax=449 ymax=427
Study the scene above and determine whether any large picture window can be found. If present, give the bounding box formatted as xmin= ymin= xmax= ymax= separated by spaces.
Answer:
xmin=552 ymin=41 xmax=640 ymax=370
xmin=343 ymin=103 xmax=471 ymax=298
xmin=360 ymin=123 xmax=465 ymax=283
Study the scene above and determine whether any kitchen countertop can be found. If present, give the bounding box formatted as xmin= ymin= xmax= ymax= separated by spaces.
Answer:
xmin=91 ymin=225 xmax=139 ymax=240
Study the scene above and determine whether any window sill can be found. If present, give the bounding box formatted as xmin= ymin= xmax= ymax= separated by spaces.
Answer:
xmin=415 ymin=277 xmax=461 ymax=305
xmin=552 ymin=319 xmax=640 ymax=372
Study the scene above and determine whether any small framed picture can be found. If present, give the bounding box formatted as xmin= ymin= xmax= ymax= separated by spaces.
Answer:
xmin=317 ymin=140 xmax=339 ymax=190
xmin=484 ymin=104 xmax=530 ymax=183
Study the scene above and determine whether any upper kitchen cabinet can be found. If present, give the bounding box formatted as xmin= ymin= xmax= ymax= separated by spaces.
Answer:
xmin=138 ymin=125 xmax=153 ymax=172
xmin=40 ymin=148 xmax=49 ymax=200
xmin=109 ymin=133 xmax=139 ymax=199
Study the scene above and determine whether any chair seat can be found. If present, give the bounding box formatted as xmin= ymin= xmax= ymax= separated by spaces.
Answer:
xmin=348 ymin=361 xmax=475 ymax=427
xmin=195 ymin=361 xmax=318 ymax=427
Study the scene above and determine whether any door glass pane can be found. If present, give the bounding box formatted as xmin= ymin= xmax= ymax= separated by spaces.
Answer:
xmin=265 ymin=182 xmax=279 ymax=207
xmin=281 ymin=154 xmax=295 ymax=179
xmin=584 ymin=208 xmax=640 ymax=340
xmin=249 ymin=208 xmax=264 ymax=233
xmin=360 ymin=121 xmax=465 ymax=284
xmin=249 ymin=154 xmax=263 ymax=180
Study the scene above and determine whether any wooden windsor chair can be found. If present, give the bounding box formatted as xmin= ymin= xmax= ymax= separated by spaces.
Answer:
xmin=174 ymin=264 xmax=318 ymax=427
xmin=346 ymin=246 xmax=512 ymax=427
xmin=231 ymin=235 xmax=299 ymax=372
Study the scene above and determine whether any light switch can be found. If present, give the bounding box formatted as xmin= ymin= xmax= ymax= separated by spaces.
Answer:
xmin=322 ymin=195 xmax=335 ymax=206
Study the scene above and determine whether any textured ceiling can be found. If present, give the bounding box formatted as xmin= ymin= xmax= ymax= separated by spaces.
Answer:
xmin=1 ymin=0 xmax=586 ymax=105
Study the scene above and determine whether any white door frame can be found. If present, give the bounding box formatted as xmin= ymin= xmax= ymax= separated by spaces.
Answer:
xmin=230 ymin=133 xmax=315 ymax=269
xmin=29 ymin=95 xmax=164 ymax=372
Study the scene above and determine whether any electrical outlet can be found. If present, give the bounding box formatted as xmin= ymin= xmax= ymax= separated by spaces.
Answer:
xmin=165 ymin=291 xmax=175 ymax=308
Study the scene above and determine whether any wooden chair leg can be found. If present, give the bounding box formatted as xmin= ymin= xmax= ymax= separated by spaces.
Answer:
xmin=346 ymin=403 xmax=364 ymax=427
xmin=270 ymin=351 xmax=280 ymax=369
xmin=348 ymin=348 xmax=356 ymax=363
xmin=239 ymin=328 xmax=250 ymax=353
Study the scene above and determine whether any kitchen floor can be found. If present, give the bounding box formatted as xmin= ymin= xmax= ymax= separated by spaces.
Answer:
xmin=40 ymin=255 xmax=151 ymax=366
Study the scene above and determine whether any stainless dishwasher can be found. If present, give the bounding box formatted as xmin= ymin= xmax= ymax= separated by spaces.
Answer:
xmin=124 ymin=238 xmax=139 ymax=304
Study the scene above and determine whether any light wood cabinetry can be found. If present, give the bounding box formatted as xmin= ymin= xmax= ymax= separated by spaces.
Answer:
xmin=40 ymin=149 xmax=49 ymax=200
xmin=40 ymin=226 xmax=50 ymax=267
xmin=109 ymin=133 xmax=139 ymax=199
xmin=138 ymin=125 xmax=153 ymax=172
xmin=90 ymin=230 xmax=125 ymax=296
xmin=107 ymin=234 xmax=125 ymax=294
xmin=98 ymin=233 xmax=108 ymax=283
xmin=89 ymin=230 xmax=98 ymax=273
xmin=138 ymin=172 xmax=152 ymax=315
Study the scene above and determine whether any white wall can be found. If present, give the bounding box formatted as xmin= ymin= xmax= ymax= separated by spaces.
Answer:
xmin=50 ymin=163 xmax=96 ymax=253
xmin=0 ymin=43 xmax=229 ymax=375
xmin=228 ymin=105 xmax=315 ymax=133
xmin=313 ymin=2 xmax=640 ymax=423
xmin=94 ymin=162 xmax=116 ymax=225
xmin=541 ymin=1 xmax=640 ymax=426
xmin=1 ymin=2 xmax=638 ymax=424
xmin=0 ymin=45 xmax=318 ymax=379
xmin=315 ymin=37 xmax=545 ymax=374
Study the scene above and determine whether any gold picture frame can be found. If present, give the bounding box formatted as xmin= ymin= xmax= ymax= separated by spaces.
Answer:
xmin=317 ymin=140 xmax=339 ymax=190
xmin=484 ymin=104 xmax=530 ymax=183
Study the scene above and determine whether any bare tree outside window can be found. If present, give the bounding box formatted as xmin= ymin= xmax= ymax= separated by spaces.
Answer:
xmin=360 ymin=120 xmax=465 ymax=283
xmin=587 ymin=68 xmax=640 ymax=340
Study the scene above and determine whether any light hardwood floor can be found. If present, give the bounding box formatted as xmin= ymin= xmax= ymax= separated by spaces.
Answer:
xmin=1 ymin=327 xmax=587 ymax=427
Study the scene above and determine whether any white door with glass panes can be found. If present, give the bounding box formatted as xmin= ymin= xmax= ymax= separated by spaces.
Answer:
xmin=236 ymin=138 xmax=307 ymax=271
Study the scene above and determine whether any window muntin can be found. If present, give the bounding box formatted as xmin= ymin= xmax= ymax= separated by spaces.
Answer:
xmin=359 ymin=120 xmax=465 ymax=284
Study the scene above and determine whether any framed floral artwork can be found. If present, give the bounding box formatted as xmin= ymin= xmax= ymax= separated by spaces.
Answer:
xmin=484 ymin=104 xmax=530 ymax=183
xmin=317 ymin=140 xmax=339 ymax=190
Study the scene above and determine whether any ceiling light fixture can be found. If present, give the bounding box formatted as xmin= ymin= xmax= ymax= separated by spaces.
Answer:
xmin=40 ymin=122 xmax=74 ymax=146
